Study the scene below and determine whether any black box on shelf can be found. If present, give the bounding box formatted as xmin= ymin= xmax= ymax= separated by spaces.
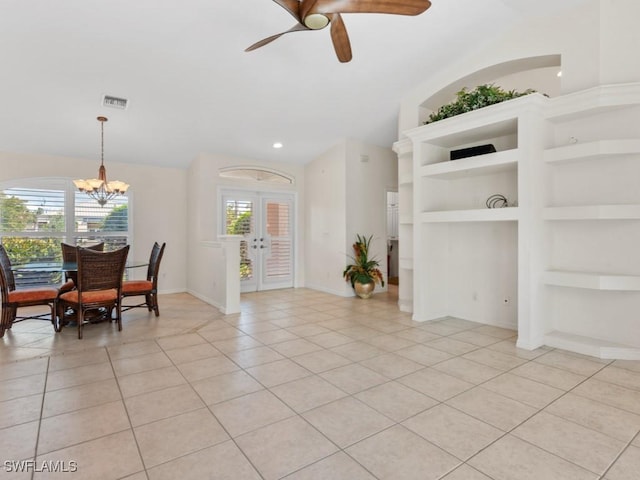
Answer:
xmin=450 ymin=144 xmax=496 ymax=160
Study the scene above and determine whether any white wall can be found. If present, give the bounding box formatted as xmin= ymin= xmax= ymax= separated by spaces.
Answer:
xmin=398 ymin=0 xmax=640 ymax=134
xmin=186 ymin=152 xmax=305 ymax=303
xmin=0 ymin=150 xmax=187 ymax=294
xmin=345 ymin=139 xmax=398 ymax=293
xmin=599 ymin=0 xmax=640 ymax=85
xmin=304 ymin=139 xmax=397 ymax=296
xmin=303 ymin=142 xmax=349 ymax=296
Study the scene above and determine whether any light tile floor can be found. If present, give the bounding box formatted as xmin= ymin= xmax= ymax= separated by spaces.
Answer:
xmin=1 ymin=289 xmax=640 ymax=479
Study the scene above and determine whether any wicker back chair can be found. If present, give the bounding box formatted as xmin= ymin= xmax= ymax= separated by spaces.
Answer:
xmin=60 ymin=242 xmax=104 ymax=287
xmin=0 ymin=244 xmax=59 ymax=337
xmin=57 ymin=245 xmax=129 ymax=339
xmin=122 ymin=242 xmax=166 ymax=316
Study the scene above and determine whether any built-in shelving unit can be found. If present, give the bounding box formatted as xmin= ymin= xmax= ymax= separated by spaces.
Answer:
xmin=543 ymin=270 xmax=640 ymax=291
xmin=543 ymin=205 xmax=640 ymax=220
xmin=399 ymin=257 xmax=413 ymax=270
xmin=419 ymin=150 xmax=519 ymax=180
xmin=394 ymin=82 xmax=640 ymax=359
xmin=420 ymin=207 xmax=519 ymax=223
xmin=398 ymin=173 xmax=413 ymax=186
xmin=392 ymin=138 xmax=415 ymax=313
xmin=544 ymin=139 xmax=640 ymax=164
xmin=399 ymin=213 xmax=413 ymax=225
xmin=399 ymin=94 xmax=545 ymax=331
xmin=539 ymin=82 xmax=640 ymax=359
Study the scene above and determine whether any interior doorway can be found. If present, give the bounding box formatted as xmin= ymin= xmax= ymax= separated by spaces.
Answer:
xmin=222 ymin=190 xmax=295 ymax=292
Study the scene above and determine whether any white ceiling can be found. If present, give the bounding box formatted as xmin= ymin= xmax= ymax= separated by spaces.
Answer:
xmin=0 ymin=0 xmax=588 ymax=169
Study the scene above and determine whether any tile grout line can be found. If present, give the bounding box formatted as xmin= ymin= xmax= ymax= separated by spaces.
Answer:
xmin=105 ymin=343 xmax=151 ymax=479
xmin=457 ymin=353 xmax=617 ymax=478
xmin=598 ymin=430 xmax=640 ymax=480
xmin=30 ymin=355 xmax=50 ymax=480
xmin=155 ymin=332 xmax=269 ymax=479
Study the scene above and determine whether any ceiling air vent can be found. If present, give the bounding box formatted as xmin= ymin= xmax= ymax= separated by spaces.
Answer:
xmin=102 ymin=95 xmax=129 ymax=110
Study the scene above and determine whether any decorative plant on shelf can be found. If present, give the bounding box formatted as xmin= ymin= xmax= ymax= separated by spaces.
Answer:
xmin=343 ymin=234 xmax=385 ymax=299
xmin=425 ymin=84 xmax=538 ymax=124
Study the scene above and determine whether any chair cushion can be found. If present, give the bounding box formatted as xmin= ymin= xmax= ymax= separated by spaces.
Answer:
xmin=122 ymin=280 xmax=153 ymax=294
xmin=59 ymin=289 xmax=118 ymax=304
xmin=8 ymin=287 xmax=59 ymax=303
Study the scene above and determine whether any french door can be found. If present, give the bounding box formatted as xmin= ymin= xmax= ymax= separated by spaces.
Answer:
xmin=222 ymin=191 xmax=294 ymax=292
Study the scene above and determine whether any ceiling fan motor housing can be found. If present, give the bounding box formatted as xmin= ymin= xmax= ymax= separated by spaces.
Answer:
xmin=303 ymin=13 xmax=330 ymax=29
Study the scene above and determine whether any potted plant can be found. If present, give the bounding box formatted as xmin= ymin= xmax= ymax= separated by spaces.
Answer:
xmin=425 ymin=84 xmax=537 ymax=124
xmin=343 ymin=234 xmax=385 ymax=299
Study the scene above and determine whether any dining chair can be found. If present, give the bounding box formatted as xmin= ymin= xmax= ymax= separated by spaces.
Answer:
xmin=0 ymin=244 xmax=60 ymax=338
xmin=122 ymin=242 xmax=166 ymax=316
xmin=60 ymin=241 xmax=105 ymax=290
xmin=57 ymin=245 xmax=129 ymax=339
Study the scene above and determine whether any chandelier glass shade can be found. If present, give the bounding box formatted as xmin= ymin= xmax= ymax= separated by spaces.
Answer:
xmin=74 ymin=116 xmax=129 ymax=207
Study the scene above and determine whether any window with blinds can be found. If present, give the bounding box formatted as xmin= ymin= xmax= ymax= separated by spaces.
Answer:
xmin=265 ymin=201 xmax=291 ymax=280
xmin=0 ymin=179 xmax=130 ymax=286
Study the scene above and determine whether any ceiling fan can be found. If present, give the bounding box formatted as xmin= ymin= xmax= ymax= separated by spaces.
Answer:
xmin=246 ymin=0 xmax=432 ymax=63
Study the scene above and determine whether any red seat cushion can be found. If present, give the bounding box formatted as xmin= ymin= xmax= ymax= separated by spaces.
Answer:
xmin=122 ymin=280 xmax=153 ymax=294
xmin=8 ymin=287 xmax=58 ymax=303
xmin=59 ymin=289 xmax=118 ymax=304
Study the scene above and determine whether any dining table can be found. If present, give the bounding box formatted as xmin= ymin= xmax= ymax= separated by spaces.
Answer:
xmin=12 ymin=259 xmax=149 ymax=273
xmin=11 ymin=259 xmax=149 ymax=289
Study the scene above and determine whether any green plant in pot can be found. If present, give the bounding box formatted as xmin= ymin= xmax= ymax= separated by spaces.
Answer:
xmin=425 ymin=84 xmax=537 ymax=124
xmin=343 ymin=234 xmax=385 ymax=299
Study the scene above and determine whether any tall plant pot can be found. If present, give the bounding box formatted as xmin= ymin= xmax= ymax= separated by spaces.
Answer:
xmin=354 ymin=281 xmax=375 ymax=299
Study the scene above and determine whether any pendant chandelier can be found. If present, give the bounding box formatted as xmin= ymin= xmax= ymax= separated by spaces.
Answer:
xmin=73 ymin=116 xmax=129 ymax=207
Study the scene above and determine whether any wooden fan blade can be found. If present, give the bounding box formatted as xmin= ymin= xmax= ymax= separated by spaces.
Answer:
xmin=300 ymin=0 xmax=319 ymax=20
xmin=330 ymin=14 xmax=352 ymax=63
xmin=273 ymin=0 xmax=302 ymax=21
xmin=245 ymin=23 xmax=309 ymax=52
xmin=308 ymin=0 xmax=431 ymax=16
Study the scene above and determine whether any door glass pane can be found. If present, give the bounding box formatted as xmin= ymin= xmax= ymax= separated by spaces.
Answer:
xmin=265 ymin=202 xmax=291 ymax=280
xmin=225 ymin=199 xmax=254 ymax=280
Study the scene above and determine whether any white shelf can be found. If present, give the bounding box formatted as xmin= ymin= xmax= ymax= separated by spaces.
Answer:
xmin=543 ymin=270 xmax=640 ymax=291
xmin=544 ymin=331 xmax=640 ymax=360
xmin=405 ymin=94 xmax=547 ymax=147
xmin=420 ymin=149 xmax=518 ymax=180
xmin=420 ymin=207 xmax=518 ymax=223
xmin=544 ymin=139 xmax=640 ymax=164
xmin=543 ymin=204 xmax=640 ymax=220
xmin=399 ymin=173 xmax=413 ymax=186
xmin=399 ymin=257 xmax=413 ymax=270
xmin=546 ymin=83 xmax=640 ymax=122
xmin=399 ymin=214 xmax=413 ymax=225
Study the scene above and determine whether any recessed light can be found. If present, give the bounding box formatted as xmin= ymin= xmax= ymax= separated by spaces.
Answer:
xmin=273 ymin=142 xmax=283 ymax=149
xmin=557 ymin=70 xmax=562 ymax=77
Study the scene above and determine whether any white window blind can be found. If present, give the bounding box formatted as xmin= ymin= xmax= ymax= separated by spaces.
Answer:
xmin=265 ymin=201 xmax=291 ymax=280
xmin=225 ymin=199 xmax=254 ymax=280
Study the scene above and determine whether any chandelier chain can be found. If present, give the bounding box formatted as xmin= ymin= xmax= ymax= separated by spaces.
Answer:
xmin=73 ymin=116 xmax=129 ymax=207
